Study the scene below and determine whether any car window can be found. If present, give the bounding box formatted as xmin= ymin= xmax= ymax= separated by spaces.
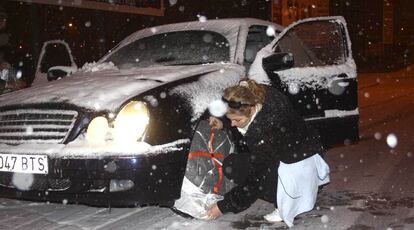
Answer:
xmin=40 ymin=43 xmax=73 ymax=73
xmin=106 ymin=30 xmax=230 ymax=69
xmin=274 ymin=20 xmax=347 ymax=68
xmin=244 ymin=25 xmax=275 ymax=70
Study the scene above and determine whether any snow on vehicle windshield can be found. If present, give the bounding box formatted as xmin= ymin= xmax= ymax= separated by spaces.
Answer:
xmin=105 ymin=30 xmax=230 ymax=69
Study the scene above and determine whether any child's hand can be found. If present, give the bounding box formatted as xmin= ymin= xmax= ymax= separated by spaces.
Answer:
xmin=201 ymin=203 xmax=222 ymax=220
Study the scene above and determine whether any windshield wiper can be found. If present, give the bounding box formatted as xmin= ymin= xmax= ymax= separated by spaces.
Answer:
xmin=155 ymin=56 xmax=176 ymax=63
xmin=168 ymin=61 xmax=216 ymax=66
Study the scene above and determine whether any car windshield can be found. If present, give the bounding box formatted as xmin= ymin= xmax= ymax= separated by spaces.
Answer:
xmin=105 ymin=30 xmax=230 ymax=69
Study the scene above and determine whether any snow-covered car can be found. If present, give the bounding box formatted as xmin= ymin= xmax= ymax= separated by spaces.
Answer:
xmin=0 ymin=17 xmax=357 ymax=206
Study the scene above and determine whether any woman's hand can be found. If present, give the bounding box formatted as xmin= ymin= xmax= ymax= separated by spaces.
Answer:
xmin=209 ymin=116 xmax=223 ymax=130
xmin=202 ymin=203 xmax=223 ymax=220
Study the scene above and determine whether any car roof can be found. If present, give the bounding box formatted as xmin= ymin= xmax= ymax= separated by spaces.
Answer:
xmin=105 ymin=18 xmax=283 ymax=63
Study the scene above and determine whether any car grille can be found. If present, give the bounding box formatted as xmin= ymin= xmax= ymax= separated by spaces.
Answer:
xmin=0 ymin=109 xmax=78 ymax=144
xmin=0 ymin=174 xmax=72 ymax=191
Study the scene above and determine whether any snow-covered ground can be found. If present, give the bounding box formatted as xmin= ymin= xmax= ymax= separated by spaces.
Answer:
xmin=1 ymin=66 xmax=414 ymax=230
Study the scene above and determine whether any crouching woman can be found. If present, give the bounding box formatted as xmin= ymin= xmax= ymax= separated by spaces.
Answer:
xmin=205 ymin=80 xmax=330 ymax=227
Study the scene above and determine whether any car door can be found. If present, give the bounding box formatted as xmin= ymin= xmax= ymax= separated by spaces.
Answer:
xmin=32 ymin=40 xmax=77 ymax=86
xmin=243 ymin=25 xmax=280 ymax=71
xmin=267 ymin=16 xmax=358 ymax=147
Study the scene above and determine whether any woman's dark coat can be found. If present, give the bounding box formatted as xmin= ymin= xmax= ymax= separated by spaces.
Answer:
xmin=217 ymin=86 xmax=325 ymax=214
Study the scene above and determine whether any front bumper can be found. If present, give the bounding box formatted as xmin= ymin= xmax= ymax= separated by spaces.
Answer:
xmin=0 ymin=142 xmax=189 ymax=207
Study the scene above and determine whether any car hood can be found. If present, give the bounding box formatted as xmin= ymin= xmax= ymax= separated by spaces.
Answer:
xmin=0 ymin=63 xmax=241 ymax=111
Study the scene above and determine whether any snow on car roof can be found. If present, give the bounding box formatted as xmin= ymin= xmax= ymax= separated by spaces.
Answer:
xmin=104 ymin=18 xmax=283 ymax=64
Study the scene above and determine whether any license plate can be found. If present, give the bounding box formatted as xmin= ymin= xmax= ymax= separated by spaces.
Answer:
xmin=0 ymin=154 xmax=48 ymax=174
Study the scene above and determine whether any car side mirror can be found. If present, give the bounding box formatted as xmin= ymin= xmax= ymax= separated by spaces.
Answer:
xmin=262 ymin=52 xmax=294 ymax=73
xmin=47 ymin=68 xmax=70 ymax=81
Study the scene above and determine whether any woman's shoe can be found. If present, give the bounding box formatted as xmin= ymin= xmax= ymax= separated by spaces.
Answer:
xmin=264 ymin=208 xmax=283 ymax=222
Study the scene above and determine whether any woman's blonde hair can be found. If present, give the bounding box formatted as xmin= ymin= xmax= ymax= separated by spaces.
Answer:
xmin=223 ymin=79 xmax=266 ymax=116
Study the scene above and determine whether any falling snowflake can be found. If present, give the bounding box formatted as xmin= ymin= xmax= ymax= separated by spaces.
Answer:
xmin=144 ymin=95 xmax=159 ymax=107
xmin=386 ymin=133 xmax=398 ymax=148
xmin=13 ymin=69 xmax=22 ymax=79
xmin=104 ymin=161 xmax=117 ymax=173
xmin=266 ymin=26 xmax=276 ymax=37
xmin=288 ymin=82 xmax=300 ymax=95
xmin=12 ymin=173 xmax=34 ymax=191
xmin=85 ymin=21 xmax=91 ymax=27
xmin=198 ymin=15 xmax=207 ymax=23
xmin=343 ymin=139 xmax=351 ymax=145
xmin=169 ymin=0 xmax=177 ymax=6
xmin=202 ymin=33 xmax=213 ymax=43
xmin=160 ymin=92 xmax=167 ymax=99
xmin=321 ymin=215 xmax=329 ymax=224
xmin=178 ymin=6 xmax=185 ymax=12
xmin=328 ymin=82 xmax=346 ymax=95
xmin=62 ymin=199 xmax=68 ymax=205
xmin=26 ymin=126 xmax=33 ymax=135
xmin=374 ymin=132 xmax=382 ymax=140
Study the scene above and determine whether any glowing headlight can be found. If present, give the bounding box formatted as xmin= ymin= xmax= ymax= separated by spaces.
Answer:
xmin=113 ymin=101 xmax=150 ymax=144
xmin=86 ymin=116 xmax=109 ymax=144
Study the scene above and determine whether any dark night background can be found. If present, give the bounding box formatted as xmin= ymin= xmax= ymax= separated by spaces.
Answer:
xmin=1 ymin=0 xmax=414 ymax=84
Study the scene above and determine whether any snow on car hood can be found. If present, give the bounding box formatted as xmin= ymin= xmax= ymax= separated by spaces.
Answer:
xmin=0 ymin=62 xmax=241 ymax=112
xmin=0 ymin=138 xmax=190 ymax=159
